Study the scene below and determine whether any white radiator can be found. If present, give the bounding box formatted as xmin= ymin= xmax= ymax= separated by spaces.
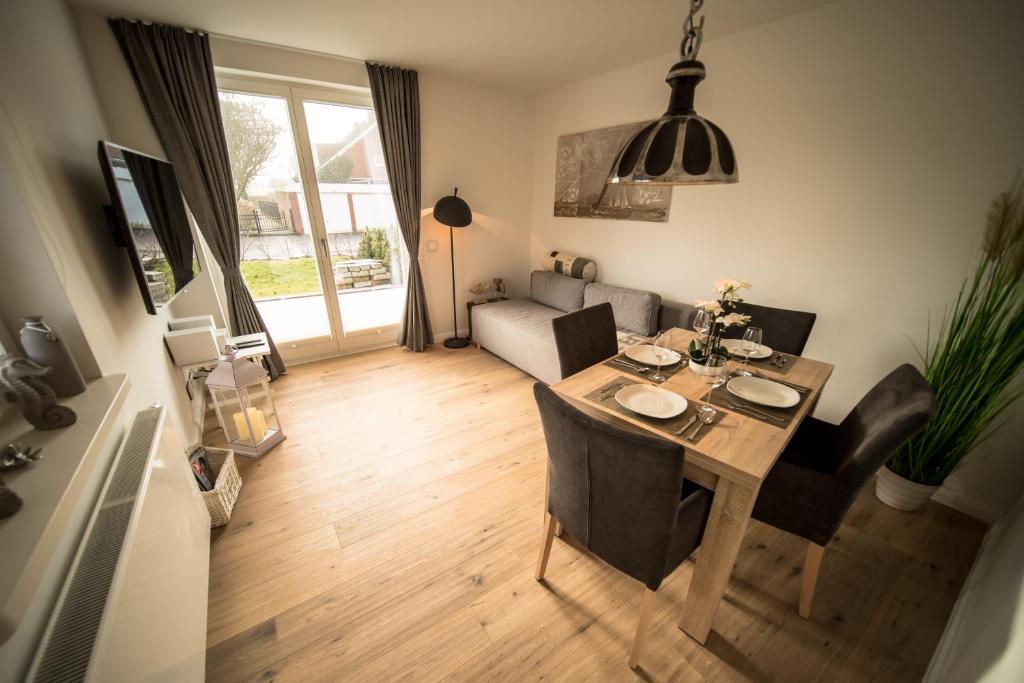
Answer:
xmin=26 ymin=406 xmax=210 ymax=682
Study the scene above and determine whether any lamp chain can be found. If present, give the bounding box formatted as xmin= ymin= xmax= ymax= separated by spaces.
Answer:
xmin=680 ymin=0 xmax=706 ymax=60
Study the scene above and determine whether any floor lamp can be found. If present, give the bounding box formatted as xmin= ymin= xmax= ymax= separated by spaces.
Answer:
xmin=432 ymin=187 xmax=472 ymax=349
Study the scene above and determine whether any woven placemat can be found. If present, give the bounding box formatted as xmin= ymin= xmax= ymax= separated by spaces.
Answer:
xmin=735 ymin=350 xmax=798 ymax=375
xmin=583 ymin=377 xmax=724 ymax=444
xmin=706 ymin=375 xmax=811 ymax=428
xmin=602 ymin=351 xmax=688 ymax=383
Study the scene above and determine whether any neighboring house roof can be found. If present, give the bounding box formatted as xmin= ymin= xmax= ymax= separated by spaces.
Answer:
xmin=316 ymin=120 xmax=379 ymax=171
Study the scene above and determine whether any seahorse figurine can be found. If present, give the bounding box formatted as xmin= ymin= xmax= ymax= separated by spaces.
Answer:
xmin=0 ymin=354 xmax=76 ymax=430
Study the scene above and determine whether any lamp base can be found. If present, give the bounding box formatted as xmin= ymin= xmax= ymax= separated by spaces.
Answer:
xmin=443 ymin=336 xmax=471 ymax=349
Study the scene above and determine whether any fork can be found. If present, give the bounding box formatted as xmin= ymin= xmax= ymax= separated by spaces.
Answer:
xmin=612 ymin=359 xmax=650 ymax=373
xmin=748 ymin=370 xmax=808 ymax=393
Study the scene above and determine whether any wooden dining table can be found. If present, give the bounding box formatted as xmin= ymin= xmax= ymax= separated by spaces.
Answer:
xmin=550 ymin=327 xmax=834 ymax=645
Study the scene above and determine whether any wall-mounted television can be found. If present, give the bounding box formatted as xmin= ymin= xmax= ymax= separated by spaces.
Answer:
xmin=98 ymin=141 xmax=199 ymax=314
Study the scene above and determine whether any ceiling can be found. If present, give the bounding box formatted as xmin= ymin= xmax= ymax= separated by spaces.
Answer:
xmin=69 ymin=0 xmax=838 ymax=92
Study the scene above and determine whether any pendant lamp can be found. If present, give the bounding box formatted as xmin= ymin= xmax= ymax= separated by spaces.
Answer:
xmin=608 ymin=0 xmax=737 ymax=185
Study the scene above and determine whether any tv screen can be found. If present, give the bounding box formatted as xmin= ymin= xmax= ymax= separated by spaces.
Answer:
xmin=98 ymin=141 xmax=199 ymax=314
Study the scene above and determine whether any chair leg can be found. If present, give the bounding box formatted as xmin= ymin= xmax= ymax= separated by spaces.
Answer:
xmin=629 ymin=588 xmax=657 ymax=670
xmin=799 ymin=541 xmax=825 ymax=619
xmin=535 ymin=514 xmax=558 ymax=581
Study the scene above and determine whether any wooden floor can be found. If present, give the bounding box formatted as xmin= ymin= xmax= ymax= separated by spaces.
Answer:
xmin=204 ymin=345 xmax=986 ymax=682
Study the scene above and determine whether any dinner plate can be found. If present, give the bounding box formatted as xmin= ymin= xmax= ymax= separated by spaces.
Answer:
xmin=624 ymin=344 xmax=683 ymax=366
xmin=726 ymin=376 xmax=799 ymax=408
xmin=614 ymin=384 xmax=688 ymax=419
xmin=720 ymin=338 xmax=773 ymax=360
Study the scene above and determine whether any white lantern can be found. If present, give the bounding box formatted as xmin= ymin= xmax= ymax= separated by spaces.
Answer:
xmin=206 ymin=346 xmax=285 ymax=458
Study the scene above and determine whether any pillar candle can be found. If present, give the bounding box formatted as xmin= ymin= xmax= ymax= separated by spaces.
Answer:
xmin=232 ymin=407 xmax=268 ymax=442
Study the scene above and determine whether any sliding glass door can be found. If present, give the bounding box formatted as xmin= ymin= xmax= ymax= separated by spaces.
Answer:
xmin=217 ymin=76 xmax=407 ymax=362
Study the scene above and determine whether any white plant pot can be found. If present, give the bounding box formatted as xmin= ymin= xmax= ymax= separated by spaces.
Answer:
xmin=874 ymin=465 xmax=939 ymax=512
xmin=689 ymin=359 xmax=720 ymax=376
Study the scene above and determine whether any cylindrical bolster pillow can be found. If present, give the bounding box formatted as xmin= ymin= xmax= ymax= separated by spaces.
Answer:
xmin=542 ymin=251 xmax=597 ymax=283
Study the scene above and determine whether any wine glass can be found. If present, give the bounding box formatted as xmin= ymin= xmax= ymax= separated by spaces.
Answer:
xmin=692 ymin=308 xmax=712 ymax=336
xmin=736 ymin=327 xmax=763 ymax=376
xmin=699 ymin=354 xmax=728 ymax=414
xmin=650 ymin=332 xmax=668 ymax=382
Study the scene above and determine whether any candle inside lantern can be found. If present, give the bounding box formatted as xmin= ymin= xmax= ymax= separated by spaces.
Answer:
xmin=233 ymin=407 xmax=268 ymax=442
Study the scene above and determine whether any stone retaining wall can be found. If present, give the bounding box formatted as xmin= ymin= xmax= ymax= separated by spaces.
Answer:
xmin=333 ymin=259 xmax=391 ymax=290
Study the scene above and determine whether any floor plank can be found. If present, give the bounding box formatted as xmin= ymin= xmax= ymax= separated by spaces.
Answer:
xmin=205 ymin=344 xmax=986 ymax=681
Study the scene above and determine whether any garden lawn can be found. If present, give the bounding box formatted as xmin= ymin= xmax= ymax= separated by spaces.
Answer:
xmin=241 ymin=257 xmax=349 ymax=299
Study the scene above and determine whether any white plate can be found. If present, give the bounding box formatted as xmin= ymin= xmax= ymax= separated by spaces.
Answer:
xmin=726 ymin=376 xmax=799 ymax=408
xmin=625 ymin=344 xmax=683 ymax=366
xmin=614 ymin=384 xmax=688 ymax=419
xmin=721 ymin=338 xmax=773 ymax=360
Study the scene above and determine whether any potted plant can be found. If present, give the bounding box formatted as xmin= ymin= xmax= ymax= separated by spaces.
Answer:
xmin=688 ymin=279 xmax=752 ymax=374
xmin=877 ymin=175 xmax=1024 ymax=511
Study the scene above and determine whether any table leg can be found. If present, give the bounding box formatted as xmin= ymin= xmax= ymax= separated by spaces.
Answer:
xmin=679 ymin=477 xmax=759 ymax=644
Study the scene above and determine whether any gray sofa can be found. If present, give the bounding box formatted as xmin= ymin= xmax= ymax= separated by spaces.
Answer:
xmin=471 ymin=271 xmax=693 ymax=384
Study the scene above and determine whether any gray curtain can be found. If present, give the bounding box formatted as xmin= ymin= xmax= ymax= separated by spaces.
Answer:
xmin=366 ymin=63 xmax=433 ymax=351
xmin=109 ymin=18 xmax=285 ymax=378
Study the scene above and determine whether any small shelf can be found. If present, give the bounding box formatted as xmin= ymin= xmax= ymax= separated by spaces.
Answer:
xmin=0 ymin=374 xmax=130 ymax=643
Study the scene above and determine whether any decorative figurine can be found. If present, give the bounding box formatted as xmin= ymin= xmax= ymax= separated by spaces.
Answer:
xmin=468 ymin=281 xmax=494 ymax=303
xmin=0 ymin=354 xmax=77 ymax=430
xmin=1 ymin=443 xmax=43 ymax=471
xmin=0 ymin=479 xmax=21 ymax=518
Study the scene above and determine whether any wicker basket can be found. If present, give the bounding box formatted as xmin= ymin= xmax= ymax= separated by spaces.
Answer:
xmin=198 ymin=447 xmax=242 ymax=527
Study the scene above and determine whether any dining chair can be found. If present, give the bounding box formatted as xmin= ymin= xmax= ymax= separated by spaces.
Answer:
xmin=658 ymin=300 xmax=697 ymax=333
xmin=721 ymin=302 xmax=817 ymax=356
xmin=750 ymin=364 xmax=935 ymax=618
xmin=551 ymin=301 xmax=618 ymax=379
xmin=532 ymin=382 xmax=713 ymax=669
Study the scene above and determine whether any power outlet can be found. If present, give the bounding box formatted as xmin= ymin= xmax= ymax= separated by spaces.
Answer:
xmin=426 ymin=239 xmax=439 ymax=253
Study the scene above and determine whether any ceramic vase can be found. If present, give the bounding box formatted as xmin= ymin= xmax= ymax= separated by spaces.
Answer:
xmin=19 ymin=316 xmax=86 ymax=397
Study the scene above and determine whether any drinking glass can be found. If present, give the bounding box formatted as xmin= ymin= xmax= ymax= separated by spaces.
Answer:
xmin=650 ymin=332 xmax=668 ymax=382
xmin=700 ymin=354 xmax=728 ymax=414
xmin=737 ymin=327 xmax=763 ymax=376
xmin=692 ymin=308 xmax=712 ymax=336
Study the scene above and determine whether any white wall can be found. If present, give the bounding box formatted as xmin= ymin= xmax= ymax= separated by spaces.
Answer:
xmin=529 ymin=0 xmax=1024 ymax=519
xmin=925 ymin=494 xmax=1024 ymax=681
xmin=419 ymin=73 xmax=533 ymax=338
xmin=0 ymin=0 xmax=196 ymax=437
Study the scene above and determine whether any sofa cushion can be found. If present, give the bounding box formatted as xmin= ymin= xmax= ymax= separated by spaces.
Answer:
xmin=530 ymin=271 xmax=586 ymax=313
xmin=583 ymin=283 xmax=661 ymax=336
xmin=541 ymin=251 xmax=598 ymax=282
xmin=470 ymin=299 xmax=563 ymax=384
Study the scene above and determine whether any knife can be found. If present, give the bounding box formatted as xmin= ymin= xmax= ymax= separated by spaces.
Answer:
xmin=675 ymin=413 xmax=699 ymax=436
xmin=725 ymin=400 xmax=785 ymax=423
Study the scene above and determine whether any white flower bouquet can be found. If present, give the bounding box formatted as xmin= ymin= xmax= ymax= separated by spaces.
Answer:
xmin=689 ymin=279 xmax=753 ymax=363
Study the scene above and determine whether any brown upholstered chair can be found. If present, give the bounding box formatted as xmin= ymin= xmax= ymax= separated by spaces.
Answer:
xmin=720 ymin=302 xmax=817 ymax=356
xmin=532 ymin=383 xmax=712 ymax=669
xmin=751 ymin=364 xmax=935 ymax=617
xmin=551 ymin=301 xmax=618 ymax=380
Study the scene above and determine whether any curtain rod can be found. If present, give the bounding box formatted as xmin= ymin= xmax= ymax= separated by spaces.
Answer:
xmin=208 ymin=31 xmax=367 ymax=66
xmin=110 ymin=17 xmax=367 ymax=66
xmin=111 ymin=17 xmax=421 ymax=72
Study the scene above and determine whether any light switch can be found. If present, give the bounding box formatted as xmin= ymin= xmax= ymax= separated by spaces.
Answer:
xmin=426 ymin=239 xmax=439 ymax=252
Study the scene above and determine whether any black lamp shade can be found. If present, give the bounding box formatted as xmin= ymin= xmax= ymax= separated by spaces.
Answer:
xmin=433 ymin=189 xmax=472 ymax=227
xmin=609 ymin=60 xmax=737 ymax=185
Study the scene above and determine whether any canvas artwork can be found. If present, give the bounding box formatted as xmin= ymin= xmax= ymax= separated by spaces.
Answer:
xmin=553 ymin=121 xmax=672 ymax=222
